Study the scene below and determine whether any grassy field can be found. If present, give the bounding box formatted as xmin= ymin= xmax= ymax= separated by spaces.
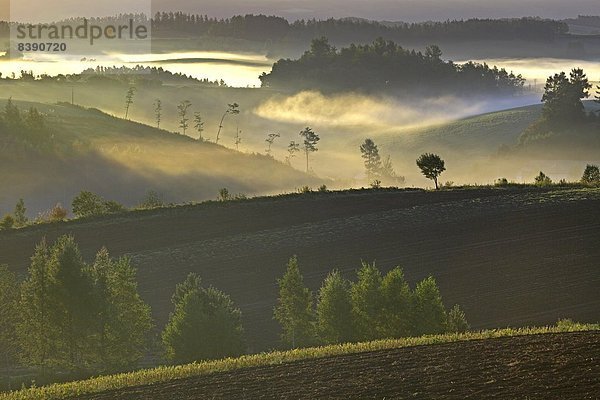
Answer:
xmin=0 ymin=99 xmax=324 ymax=214
xmin=1 ymin=323 xmax=598 ymax=400
xmin=2 ymin=186 xmax=599 ymax=352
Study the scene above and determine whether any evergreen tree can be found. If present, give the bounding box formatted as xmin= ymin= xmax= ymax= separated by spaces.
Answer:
xmin=273 ymin=256 xmax=315 ymax=348
xmin=172 ymin=273 xmax=203 ymax=306
xmin=162 ymin=284 xmax=245 ymax=363
xmin=13 ymin=198 xmax=28 ymax=227
xmin=359 ymin=138 xmax=382 ymax=181
xmin=193 ymin=112 xmax=205 ymax=140
xmin=46 ymin=235 xmax=95 ymax=370
xmin=89 ymin=249 xmax=153 ymax=372
xmin=0 ymin=265 xmax=19 ymax=374
xmin=380 ymin=267 xmax=413 ymax=338
xmin=413 ymin=276 xmax=447 ymax=335
xmin=350 ymin=262 xmax=384 ymax=341
xmin=17 ymin=239 xmax=54 ymax=370
xmin=124 ymin=86 xmax=136 ymax=119
xmin=316 ymin=270 xmax=354 ymax=344
xmin=177 ymin=100 xmax=192 ymax=135
xmin=446 ymin=304 xmax=470 ymax=333
xmin=154 ymin=99 xmax=162 ymax=128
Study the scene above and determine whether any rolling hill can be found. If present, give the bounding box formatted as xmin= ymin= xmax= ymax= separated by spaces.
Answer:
xmin=68 ymin=331 xmax=600 ymax=400
xmin=0 ymin=100 xmax=324 ymax=215
xmin=2 ymin=327 xmax=598 ymax=399
xmin=1 ymin=186 xmax=599 ymax=352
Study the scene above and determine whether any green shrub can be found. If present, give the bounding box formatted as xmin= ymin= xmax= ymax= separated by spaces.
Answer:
xmin=48 ymin=204 xmax=68 ymax=222
xmin=14 ymin=198 xmax=28 ymax=227
xmin=495 ymin=178 xmax=509 ymax=187
xmin=218 ymin=188 xmax=231 ymax=201
xmin=72 ymin=191 xmax=106 ymax=218
xmin=138 ymin=191 xmax=165 ymax=209
xmin=534 ymin=171 xmax=552 ymax=186
xmin=0 ymin=214 xmax=15 ymax=230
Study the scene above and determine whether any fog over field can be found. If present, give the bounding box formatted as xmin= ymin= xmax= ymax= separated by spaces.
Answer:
xmin=2 ymin=2 xmax=600 ymax=397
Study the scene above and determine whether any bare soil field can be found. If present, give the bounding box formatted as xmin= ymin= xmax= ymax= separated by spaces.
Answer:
xmin=1 ymin=187 xmax=599 ymax=351
xmin=72 ymin=331 xmax=600 ymax=399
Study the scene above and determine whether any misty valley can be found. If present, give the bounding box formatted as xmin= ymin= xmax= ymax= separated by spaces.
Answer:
xmin=0 ymin=10 xmax=599 ymax=400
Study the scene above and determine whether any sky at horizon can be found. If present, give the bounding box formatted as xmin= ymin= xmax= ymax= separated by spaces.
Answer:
xmin=1 ymin=0 xmax=598 ymax=23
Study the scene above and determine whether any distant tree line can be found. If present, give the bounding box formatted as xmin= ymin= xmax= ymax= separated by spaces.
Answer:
xmin=274 ymin=256 xmax=469 ymax=348
xmin=148 ymin=14 xmax=567 ymax=43
xmin=3 ymin=66 xmax=225 ymax=87
xmin=260 ymin=38 xmax=525 ymax=95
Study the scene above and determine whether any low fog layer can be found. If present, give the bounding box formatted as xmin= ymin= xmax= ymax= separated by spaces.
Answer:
xmin=2 ymin=76 xmax=597 ymax=216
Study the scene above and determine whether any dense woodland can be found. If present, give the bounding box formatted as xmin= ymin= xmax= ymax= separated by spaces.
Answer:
xmin=260 ymin=38 xmax=526 ymax=95
xmin=0 ymin=15 xmax=569 ymax=45
xmin=149 ymin=14 xmax=567 ymax=43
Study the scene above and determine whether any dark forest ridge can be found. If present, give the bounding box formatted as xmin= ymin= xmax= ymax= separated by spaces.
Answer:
xmin=260 ymin=37 xmax=525 ymax=94
xmin=2 ymin=186 xmax=599 ymax=351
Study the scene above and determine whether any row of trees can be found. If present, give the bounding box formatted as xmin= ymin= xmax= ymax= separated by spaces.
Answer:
xmin=0 ymin=236 xmax=247 ymax=384
xmin=125 ymin=89 xmax=235 ymax=143
xmin=260 ymin=38 xmax=525 ymax=95
xmin=0 ymin=236 xmax=152 ymax=376
xmin=149 ymin=14 xmax=566 ymax=43
xmin=3 ymin=67 xmax=225 ymax=88
xmin=274 ymin=257 xmax=468 ymax=348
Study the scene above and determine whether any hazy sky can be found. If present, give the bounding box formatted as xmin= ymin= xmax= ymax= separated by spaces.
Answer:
xmin=1 ymin=0 xmax=598 ymax=22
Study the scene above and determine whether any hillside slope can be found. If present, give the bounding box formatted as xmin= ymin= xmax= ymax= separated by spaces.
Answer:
xmin=0 ymin=100 xmax=323 ymax=214
xmin=69 ymin=331 xmax=599 ymax=400
xmin=1 ymin=187 xmax=599 ymax=351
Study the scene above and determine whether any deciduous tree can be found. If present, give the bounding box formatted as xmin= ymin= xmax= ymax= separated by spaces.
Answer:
xmin=416 ymin=153 xmax=446 ymax=189
xmin=162 ymin=277 xmax=245 ymax=363
xmin=299 ymin=127 xmax=320 ymax=173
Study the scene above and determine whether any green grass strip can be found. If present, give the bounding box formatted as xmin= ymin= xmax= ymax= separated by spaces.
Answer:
xmin=2 ymin=322 xmax=598 ymax=400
